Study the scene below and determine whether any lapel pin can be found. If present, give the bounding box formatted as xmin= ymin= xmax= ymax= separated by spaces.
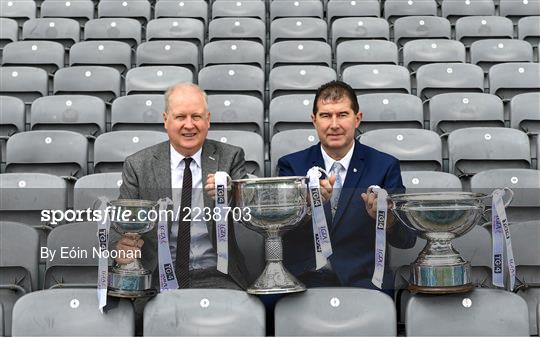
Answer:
xmin=209 ymin=156 xmax=215 ymax=161
xmin=353 ymin=168 xmax=357 ymax=173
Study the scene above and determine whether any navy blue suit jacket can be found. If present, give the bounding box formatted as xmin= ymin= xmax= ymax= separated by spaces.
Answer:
xmin=277 ymin=140 xmax=416 ymax=291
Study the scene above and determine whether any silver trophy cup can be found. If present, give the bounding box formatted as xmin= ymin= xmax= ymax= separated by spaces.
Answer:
xmin=108 ymin=199 xmax=157 ymax=298
xmin=233 ymin=176 xmax=309 ymax=294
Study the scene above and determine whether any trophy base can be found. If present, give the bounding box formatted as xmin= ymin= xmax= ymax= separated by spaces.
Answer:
xmin=410 ymin=262 xmax=472 ymax=293
xmin=408 ymin=283 xmax=474 ymax=294
xmin=108 ymin=267 xmax=154 ymax=299
xmin=247 ymin=262 xmax=306 ymax=295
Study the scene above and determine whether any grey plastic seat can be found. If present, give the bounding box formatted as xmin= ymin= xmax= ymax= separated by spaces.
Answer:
xmin=429 ymin=93 xmax=504 ymax=135
xmin=270 ymin=40 xmax=331 ymax=68
xmin=207 ymin=94 xmax=264 ymax=134
xmin=271 ymin=129 xmax=318 ymax=175
xmin=471 ymin=39 xmax=533 ymax=73
xmin=0 ymin=66 xmax=48 ymax=103
xmin=11 ymin=289 xmax=135 ymax=336
xmin=510 ymin=92 xmax=540 ymax=134
xmin=212 ymin=0 xmax=265 ymax=21
xmin=0 ymin=221 xmax=39 ymax=336
xmin=275 ymin=288 xmax=396 ymax=336
xmin=209 ymin=18 xmax=265 ymax=47
xmin=455 ymin=16 xmax=514 ymax=47
xmin=93 ymin=130 xmax=168 ymax=173
xmin=97 ymin=0 xmax=151 ymax=24
xmin=144 ymin=289 xmax=265 ymax=336
xmin=270 ymin=17 xmax=327 ymax=43
xmin=489 ymin=62 xmax=540 ymax=100
xmin=207 ymin=130 xmax=264 ymax=176
xmin=331 ymin=17 xmax=390 ymax=52
xmin=406 ymin=289 xmax=530 ymax=336
xmin=336 ymin=40 xmax=398 ymax=75
xmin=199 ymin=65 xmax=265 ymax=100
xmin=0 ymin=96 xmax=25 ymax=140
xmin=269 ymin=94 xmax=315 ymax=136
xmin=0 ymin=18 xmax=18 ymax=49
xmin=40 ymin=0 xmax=94 ymax=26
xmin=73 ymin=172 xmax=123 ymax=210
xmin=394 ymin=16 xmax=451 ymax=47
xmin=2 ymin=40 xmax=64 ymax=74
xmin=356 ymin=93 xmax=423 ymax=132
xmin=111 ymin=94 xmax=165 ymax=131
xmin=448 ymin=127 xmax=531 ymax=177
xmin=269 ymin=65 xmax=336 ymax=99
xmin=270 ymin=0 xmax=323 ymax=20
xmin=84 ymin=18 xmax=141 ymax=47
xmin=401 ymin=171 xmax=462 ymax=192
xmin=416 ymin=63 xmax=484 ymax=100
xmin=327 ymin=0 xmax=380 ymax=24
xmin=0 ymin=1 xmax=35 ymax=26
xmin=384 ymin=0 xmax=437 ymax=23
xmin=30 ymin=95 xmax=106 ymax=136
xmin=441 ymin=0 xmax=495 ymax=24
xmin=471 ymin=169 xmax=540 ymax=223
xmin=125 ymin=66 xmax=193 ymax=95
xmin=342 ymin=64 xmax=411 ymax=94
xmin=69 ymin=41 xmax=132 ymax=74
xmin=137 ymin=41 xmax=199 ymax=73
xmin=204 ymin=40 xmax=265 ymax=68
xmin=403 ymin=39 xmax=466 ymax=72
xmin=22 ymin=18 xmax=79 ymax=48
xmin=518 ymin=16 xmax=540 ymax=48
xmin=44 ymin=222 xmax=100 ymax=289
xmin=146 ymin=18 xmax=204 ymax=50
xmin=155 ymin=0 xmax=208 ymax=24
xmin=53 ymin=66 xmax=121 ymax=103
xmin=500 ymin=0 xmax=540 ymax=24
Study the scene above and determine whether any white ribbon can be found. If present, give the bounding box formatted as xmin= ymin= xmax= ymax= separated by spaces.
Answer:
xmin=369 ymin=185 xmax=388 ymax=289
xmin=157 ymin=198 xmax=179 ymax=292
xmin=96 ymin=197 xmax=110 ymax=313
xmin=307 ymin=166 xmax=333 ymax=269
xmin=214 ymin=171 xmax=229 ymax=274
xmin=491 ymin=188 xmax=516 ymax=291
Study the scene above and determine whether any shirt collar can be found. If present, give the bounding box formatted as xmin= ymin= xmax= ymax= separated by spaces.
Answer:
xmin=321 ymin=142 xmax=355 ymax=174
xmin=170 ymin=144 xmax=202 ymax=170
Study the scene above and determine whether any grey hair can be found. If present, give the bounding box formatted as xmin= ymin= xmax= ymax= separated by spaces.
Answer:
xmin=163 ymin=83 xmax=208 ymax=113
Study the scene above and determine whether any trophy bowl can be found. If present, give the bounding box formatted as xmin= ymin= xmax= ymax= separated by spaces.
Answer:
xmin=233 ymin=176 xmax=309 ymax=294
xmin=390 ymin=192 xmax=487 ymax=294
xmin=108 ymin=199 xmax=158 ymax=298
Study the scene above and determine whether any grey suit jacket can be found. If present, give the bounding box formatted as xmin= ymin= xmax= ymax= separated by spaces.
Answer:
xmin=115 ymin=139 xmax=249 ymax=290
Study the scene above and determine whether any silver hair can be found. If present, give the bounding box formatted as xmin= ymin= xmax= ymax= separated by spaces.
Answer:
xmin=163 ymin=82 xmax=208 ymax=113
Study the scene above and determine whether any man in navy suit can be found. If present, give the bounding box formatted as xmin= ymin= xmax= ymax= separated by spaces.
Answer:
xmin=277 ymin=80 xmax=417 ymax=295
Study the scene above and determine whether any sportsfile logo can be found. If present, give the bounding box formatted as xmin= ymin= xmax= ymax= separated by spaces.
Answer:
xmin=217 ymin=184 xmax=226 ymax=204
xmin=494 ymin=254 xmax=503 ymax=273
xmin=164 ymin=263 xmax=175 ymax=281
xmin=311 ymin=188 xmax=322 ymax=207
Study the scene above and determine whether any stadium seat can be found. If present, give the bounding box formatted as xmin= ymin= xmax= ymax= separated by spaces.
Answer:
xmin=416 ymin=63 xmax=484 ymax=100
xmin=84 ymin=18 xmax=141 ymax=47
xmin=144 ymin=289 xmax=265 ymax=336
xmin=326 ymin=0 xmax=380 ymax=24
xmin=155 ymin=0 xmax=208 ymax=24
xmin=125 ymin=66 xmax=194 ymax=95
xmin=146 ymin=18 xmax=204 ymax=50
xmin=393 ymin=16 xmax=451 ymax=47
xmin=510 ymin=92 xmax=540 ymax=134
xmin=73 ymin=172 xmax=123 ymax=210
xmin=212 ymin=0 xmax=265 ymax=21
xmin=448 ymin=127 xmax=531 ymax=177
xmin=500 ymin=0 xmax=540 ymax=24
xmin=270 ymin=17 xmax=327 ymax=43
xmin=22 ymin=18 xmax=79 ymax=48
xmin=40 ymin=0 xmax=94 ymax=26
xmin=271 ymin=129 xmax=318 ymax=175
xmin=207 ymin=130 xmax=264 ymax=176
xmin=97 ymin=0 xmax=151 ymax=25
xmin=518 ymin=16 xmax=540 ymax=49
xmin=207 ymin=94 xmax=264 ymax=134
xmin=93 ymin=130 xmax=168 ymax=173
xmin=53 ymin=66 xmax=121 ymax=103
xmin=69 ymin=40 xmax=132 ymax=74
xmin=470 ymin=39 xmax=534 ymax=73
xmin=336 ymin=40 xmax=398 ymax=75
xmin=489 ymin=62 xmax=540 ymax=100
xmin=0 ymin=96 xmax=25 ymax=142
xmin=270 ymin=40 xmax=331 ymax=68
xmin=269 ymin=94 xmax=314 ymax=136
xmin=2 ymin=40 xmax=64 ymax=74
xmin=383 ymin=0 xmax=437 ymax=23
xmin=204 ymin=40 xmax=265 ymax=68
xmin=209 ymin=18 xmax=265 ymax=47
xmin=356 ymin=93 xmax=423 ymax=132
xmin=0 ymin=221 xmax=39 ymax=336
xmin=401 ymin=171 xmax=462 ymax=192
xmin=429 ymin=93 xmax=504 ymax=134
xmin=0 ymin=0 xmax=36 ymax=26
xmin=275 ymin=288 xmax=397 ymax=336
xmin=44 ymin=222 xmax=100 ymax=289
xmin=441 ymin=0 xmax=495 ymax=24
xmin=30 ymin=95 xmax=106 ymax=136
xmin=11 ymin=289 xmax=135 ymax=336
xmin=0 ymin=18 xmax=18 ymax=49
xmin=111 ymin=94 xmax=165 ymax=131
xmin=0 ymin=66 xmax=48 ymax=103
xmin=342 ymin=65 xmax=411 ymax=94
xmin=402 ymin=39 xmax=466 ymax=72
xmin=5 ymin=130 xmax=88 ymax=178
xmin=360 ymin=129 xmax=442 ymax=171
xmin=270 ymin=0 xmax=323 ymax=20
xmin=199 ymin=65 xmax=265 ymax=100
xmin=137 ymin=41 xmax=199 ymax=74
xmin=331 ymin=17 xmax=390 ymax=52
xmin=455 ymin=16 xmax=513 ymax=47
xmin=269 ymin=65 xmax=336 ymax=99
xmin=405 ymin=289 xmax=530 ymax=336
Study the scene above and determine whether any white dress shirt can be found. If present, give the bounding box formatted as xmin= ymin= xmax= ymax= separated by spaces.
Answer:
xmin=321 ymin=142 xmax=355 ymax=183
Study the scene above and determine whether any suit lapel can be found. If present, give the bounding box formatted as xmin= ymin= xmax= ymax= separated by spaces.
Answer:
xmin=151 ymin=141 xmax=173 ymax=233
xmin=201 ymin=140 xmax=218 ymax=243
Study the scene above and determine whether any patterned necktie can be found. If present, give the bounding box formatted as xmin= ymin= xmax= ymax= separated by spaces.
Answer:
xmin=330 ymin=162 xmax=344 ymax=217
xmin=175 ymin=157 xmax=192 ymax=288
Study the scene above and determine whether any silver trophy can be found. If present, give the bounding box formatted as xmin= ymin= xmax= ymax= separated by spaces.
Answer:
xmin=390 ymin=191 xmax=512 ymax=294
xmin=108 ymin=199 xmax=158 ymax=298
xmin=233 ymin=176 xmax=310 ymax=294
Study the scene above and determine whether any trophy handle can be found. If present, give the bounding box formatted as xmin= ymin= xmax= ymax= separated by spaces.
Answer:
xmin=481 ymin=187 xmax=514 ymax=224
